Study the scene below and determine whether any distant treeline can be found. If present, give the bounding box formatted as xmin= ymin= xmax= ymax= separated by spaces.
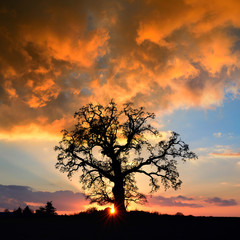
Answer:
xmin=1 ymin=203 xmax=187 ymax=218
xmin=1 ymin=201 xmax=57 ymax=217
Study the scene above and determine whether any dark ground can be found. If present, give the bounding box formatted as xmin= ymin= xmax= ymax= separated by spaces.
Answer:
xmin=0 ymin=211 xmax=239 ymax=240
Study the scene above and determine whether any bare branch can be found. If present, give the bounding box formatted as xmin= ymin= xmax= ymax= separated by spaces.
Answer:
xmin=55 ymin=100 xmax=197 ymax=211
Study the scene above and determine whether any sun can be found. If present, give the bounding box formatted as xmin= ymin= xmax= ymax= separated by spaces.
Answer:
xmin=110 ymin=206 xmax=115 ymax=215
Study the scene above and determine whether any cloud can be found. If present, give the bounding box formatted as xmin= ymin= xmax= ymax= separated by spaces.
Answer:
xmin=213 ymin=132 xmax=222 ymax=138
xmin=148 ymin=194 xmax=238 ymax=209
xmin=205 ymin=197 xmax=238 ymax=206
xmin=149 ymin=195 xmax=203 ymax=208
xmin=175 ymin=195 xmax=194 ymax=201
xmin=208 ymin=145 xmax=240 ymax=158
xmin=0 ymin=0 xmax=109 ymax=137
xmin=0 ymin=184 xmax=238 ymax=213
xmin=0 ymin=184 xmax=88 ymax=212
xmin=210 ymin=152 xmax=240 ymax=158
xmin=1 ymin=0 xmax=240 ymax=138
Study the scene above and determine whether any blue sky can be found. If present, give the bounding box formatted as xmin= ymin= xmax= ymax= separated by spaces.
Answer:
xmin=166 ymin=99 xmax=240 ymax=144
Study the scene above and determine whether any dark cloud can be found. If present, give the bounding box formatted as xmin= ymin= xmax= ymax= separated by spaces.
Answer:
xmin=175 ymin=195 xmax=194 ymax=201
xmin=205 ymin=197 xmax=238 ymax=207
xmin=149 ymin=195 xmax=203 ymax=208
xmin=0 ymin=0 xmax=240 ymax=138
xmin=149 ymin=195 xmax=238 ymax=208
xmin=0 ymin=184 xmax=88 ymax=212
xmin=0 ymin=0 xmax=108 ymax=134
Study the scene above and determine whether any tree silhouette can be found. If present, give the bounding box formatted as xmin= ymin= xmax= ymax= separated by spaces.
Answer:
xmin=45 ymin=201 xmax=57 ymax=216
xmin=35 ymin=201 xmax=57 ymax=216
xmin=35 ymin=206 xmax=46 ymax=216
xmin=13 ymin=207 xmax=22 ymax=216
xmin=23 ymin=206 xmax=33 ymax=216
xmin=55 ymin=100 xmax=197 ymax=213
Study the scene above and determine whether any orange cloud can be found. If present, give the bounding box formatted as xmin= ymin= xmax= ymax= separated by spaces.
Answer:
xmin=4 ymin=81 xmax=18 ymax=99
xmin=192 ymin=31 xmax=239 ymax=76
xmin=26 ymin=79 xmax=60 ymax=108
xmin=1 ymin=0 xmax=240 ymax=137
xmin=0 ymin=117 xmax=74 ymax=141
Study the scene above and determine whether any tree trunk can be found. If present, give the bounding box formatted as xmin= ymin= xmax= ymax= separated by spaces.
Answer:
xmin=112 ymin=157 xmax=126 ymax=214
xmin=112 ymin=179 xmax=126 ymax=214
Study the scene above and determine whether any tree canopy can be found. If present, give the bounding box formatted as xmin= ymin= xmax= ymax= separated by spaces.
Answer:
xmin=55 ymin=100 xmax=197 ymax=212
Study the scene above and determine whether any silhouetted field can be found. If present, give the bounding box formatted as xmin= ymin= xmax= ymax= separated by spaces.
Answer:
xmin=0 ymin=211 xmax=239 ymax=240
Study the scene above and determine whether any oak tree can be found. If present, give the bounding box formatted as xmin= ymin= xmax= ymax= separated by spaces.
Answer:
xmin=55 ymin=100 xmax=197 ymax=213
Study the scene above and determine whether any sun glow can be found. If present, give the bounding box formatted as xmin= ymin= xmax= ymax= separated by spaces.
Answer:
xmin=110 ymin=206 xmax=115 ymax=214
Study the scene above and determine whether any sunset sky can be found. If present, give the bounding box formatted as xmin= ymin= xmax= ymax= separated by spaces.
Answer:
xmin=0 ymin=0 xmax=240 ymax=216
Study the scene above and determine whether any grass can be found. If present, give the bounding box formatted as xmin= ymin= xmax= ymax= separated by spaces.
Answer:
xmin=1 ymin=210 xmax=239 ymax=240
